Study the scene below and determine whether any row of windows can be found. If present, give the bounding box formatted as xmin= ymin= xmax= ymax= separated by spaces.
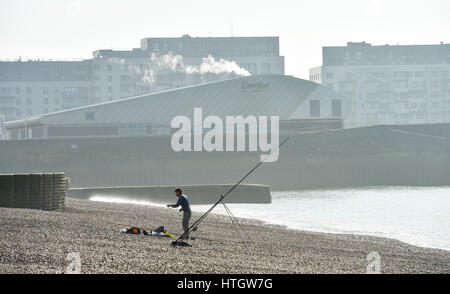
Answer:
xmin=361 ymin=111 xmax=450 ymax=121
xmin=362 ymin=99 xmax=450 ymax=110
xmin=324 ymin=70 xmax=450 ymax=81
xmin=1 ymin=107 xmax=61 ymax=116
xmin=151 ymin=42 xmax=183 ymax=53
xmin=94 ymin=64 xmax=114 ymax=71
xmin=309 ymin=100 xmax=342 ymax=118
xmin=310 ymin=73 xmax=321 ymax=81
xmin=0 ymin=84 xmax=124 ymax=97
xmin=94 ymin=62 xmax=273 ymax=76
xmin=0 ymin=87 xmax=91 ymax=96
xmin=93 ymin=75 xmax=116 ymax=82
xmin=1 ymin=87 xmax=32 ymax=95
xmin=118 ymin=123 xmax=148 ymax=136
xmin=13 ymin=97 xmax=59 ymax=105
xmin=11 ymin=96 xmax=114 ymax=107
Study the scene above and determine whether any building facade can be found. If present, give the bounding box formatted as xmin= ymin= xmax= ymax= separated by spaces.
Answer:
xmin=310 ymin=42 xmax=450 ymax=127
xmin=4 ymin=75 xmax=347 ymax=140
xmin=0 ymin=35 xmax=284 ymax=122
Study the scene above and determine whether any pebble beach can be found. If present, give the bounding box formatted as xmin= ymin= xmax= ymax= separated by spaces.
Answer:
xmin=1 ymin=198 xmax=449 ymax=274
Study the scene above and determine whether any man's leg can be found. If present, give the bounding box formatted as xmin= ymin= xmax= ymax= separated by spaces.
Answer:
xmin=182 ymin=211 xmax=191 ymax=239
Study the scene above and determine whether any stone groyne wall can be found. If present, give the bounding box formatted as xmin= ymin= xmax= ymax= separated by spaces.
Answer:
xmin=0 ymin=173 xmax=66 ymax=210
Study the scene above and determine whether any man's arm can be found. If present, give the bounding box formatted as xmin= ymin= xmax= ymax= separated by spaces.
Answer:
xmin=168 ymin=197 xmax=182 ymax=208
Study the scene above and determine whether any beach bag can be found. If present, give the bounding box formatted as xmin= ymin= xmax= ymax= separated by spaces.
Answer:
xmin=124 ymin=227 xmax=149 ymax=235
xmin=128 ymin=227 xmax=140 ymax=234
xmin=153 ymin=226 xmax=165 ymax=233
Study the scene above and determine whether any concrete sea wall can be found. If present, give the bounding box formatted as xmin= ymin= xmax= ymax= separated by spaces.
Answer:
xmin=1 ymin=123 xmax=449 ymax=191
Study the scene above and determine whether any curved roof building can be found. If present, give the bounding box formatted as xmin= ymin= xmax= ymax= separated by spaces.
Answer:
xmin=6 ymin=74 xmax=348 ymax=139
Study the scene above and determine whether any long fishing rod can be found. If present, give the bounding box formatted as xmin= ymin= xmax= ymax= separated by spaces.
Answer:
xmin=172 ymin=137 xmax=290 ymax=245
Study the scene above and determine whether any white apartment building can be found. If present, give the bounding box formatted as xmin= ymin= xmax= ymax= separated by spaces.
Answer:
xmin=0 ymin=60 xmax=95 ymax=121
xmin=310 ymin=42 xmax=450 ymax=127
xmin=0 ymin=35 xmax=285 ymax=122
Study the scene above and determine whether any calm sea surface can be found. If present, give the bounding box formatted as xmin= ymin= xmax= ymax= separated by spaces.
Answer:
xmin=91 ymin=186 xmax=450 ymax=250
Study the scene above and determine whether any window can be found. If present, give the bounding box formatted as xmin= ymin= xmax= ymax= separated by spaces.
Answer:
xmin=120 ymin=75 xmax=128 ymax=84
xmin=108 ymin=64 xmax=112 ymax=71
xmin=119 ymin=123 xmax=147 ymax=136
xmin=430 ymin=71 xmax=439 ymax=78
xmin=310 ymin=100 xmax=320 ymax=117
xmin=15 ymin=88 xmax=20 ymax=95
xmin=26 ymin=87 xmax=31 ymax=95
xmin=43 ymin=97 xmax=49 ymax=105
xmin=261 ymin=63 xmax=271 ymax=74
xmin=85 ymin=112 xmax=95 ymax=120
xmin=326 ymin=72 xmax=334 ymax=79
xmin=248 ymin=63 xmax=258 ymax=74
xmin=26 ymin=98 xmax=32 ymax=105
xmin=108 ymin=75 xmax=112 ymax=82
xmin=332 ymin=100 xmax=342 ymax=117
xmin=1 ymin=88 xmax=11 ymax=95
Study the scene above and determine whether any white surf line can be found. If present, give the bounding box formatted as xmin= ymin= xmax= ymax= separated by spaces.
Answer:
xmin=89 ymin=195 xmax=167 ymax=208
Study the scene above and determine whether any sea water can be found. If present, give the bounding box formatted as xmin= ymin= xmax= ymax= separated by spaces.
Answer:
xmin=192 ymin=186 xmax=450 ymax=251
xmin=91 ymin=186 xmax=450 ymax=251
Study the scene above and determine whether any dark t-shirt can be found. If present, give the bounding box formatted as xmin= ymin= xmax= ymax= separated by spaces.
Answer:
xmin=172 ymin=195 xmax=191 ymax=212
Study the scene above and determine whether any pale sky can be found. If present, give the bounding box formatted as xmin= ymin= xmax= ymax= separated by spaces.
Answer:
xmin=1 ymin=0 xmax=449 ymax=79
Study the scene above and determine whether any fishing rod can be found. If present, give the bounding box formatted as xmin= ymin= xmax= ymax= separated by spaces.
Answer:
xmin=172 ymin=137 xmax=290 ymax=245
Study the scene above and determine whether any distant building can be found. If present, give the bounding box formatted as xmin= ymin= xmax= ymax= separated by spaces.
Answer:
xmin=4 ymin=75 xmax=347 ymax=140
xmin=310 ymin=42 xmax=450 ymax=127
xmin=0 ymin=60 xmax=95 ymax=121
xmin=0 ymin=35 xmax=285 ymax=121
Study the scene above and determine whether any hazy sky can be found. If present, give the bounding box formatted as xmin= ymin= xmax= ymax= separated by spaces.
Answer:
xmin=1 ymin=0 xmax=449 ymax=79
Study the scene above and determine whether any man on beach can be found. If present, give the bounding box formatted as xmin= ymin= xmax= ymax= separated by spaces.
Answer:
xmin=167 ymin=188 xmax=191 ymax=240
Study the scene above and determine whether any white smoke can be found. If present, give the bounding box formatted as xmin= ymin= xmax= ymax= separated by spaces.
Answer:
xmin=186 ymin=55 xmax=251 ymax=76
xmin=151 ymin=52 xmax=185 ymax=72
xmin=142 ymin=52 xmax=251 ymax=84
